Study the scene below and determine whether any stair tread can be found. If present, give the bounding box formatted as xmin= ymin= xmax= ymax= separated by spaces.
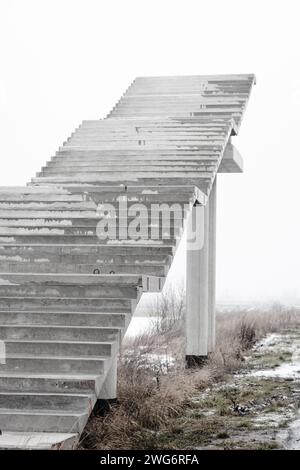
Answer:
xmin=0 ymin=408 xmax=87 ymax=416
xmin=3 ymin=339 xmax=115 ymax=344
xmin=0 ymin=431 xmax=78 ymax=449
xmin=0 ymin=391 xmax=94 ymax=396
xmin=1 ymin=354 xmax=108 ymax=360
xmin=0 ymin=324 xmax=120 ymax=329
xmin=0 ymin=310 xmax=127 ymax=314
xmin=0 ymin=372 xmax=99 ymax=379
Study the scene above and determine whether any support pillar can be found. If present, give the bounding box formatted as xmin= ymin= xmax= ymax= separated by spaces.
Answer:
xmin=185 ymin=200 xmax=209 ymax=366
xmin=208 ymin=177 xmax=217 ymax=353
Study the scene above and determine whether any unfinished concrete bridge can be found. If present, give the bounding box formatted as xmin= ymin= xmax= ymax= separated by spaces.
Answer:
xmin=0 ymin=74 xmax=254 ymax=448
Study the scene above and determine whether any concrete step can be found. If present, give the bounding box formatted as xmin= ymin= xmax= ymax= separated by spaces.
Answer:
xmin=40 ymin=163 xmax=215 ymax=174
xmin=0 ymin=373 xmax=101 ymax=394
xmin=0 ymin=234 xmax=178 ymax=245
xmin=0 ymin=244 xmax=174 ymax=261
xmin=0 ymin=249 xmax=170 ymax=266
xmin=0 ymin=271 xmax=140 ymax=284
xmin=4 ymin=339 xmax=117 ymax=358
xmin=66 ymin=128 xmax=227 ymax=137
xmin=0 ymin=212 xmax=186 ymax=222
xmin=0 ymin=210 xmax=99 ymax=218
xmin=0 ymin=272 xmax=141 ymax=283
xmin=31 ymin=179 xmax=208 ymax=194
xmin=0 ymin=212 xmax=186 ymax=223
xmin=0 ymin=325 xmax=120 ymax=342
xmin=64 ymin=133 xmax=225 ymax=142
xmin=0 ymin=283 xmax=138 ymax=300
xmin=0 ymin=296 xmax=133 ymax=312
xmin=0 ymin=186 xmax=81 ymax=196
xmin=31 ymin=176 xmax=210 ymax=192
xmin=0 ymin=311 xmax=126 ymax=327
xmin=0 ymin=242 xmax=174 ymax=253
xmin=28 ymin=183 xmax=205 ymax=204
xmin=76 ymin=119 xmax=231 ymax=126
xmin=35 ymin=170 xmax=211 ymax=180
xmin=51 ymin=154 xmax=218 ymax=163
xmin=0 ymin=391 xmax=95 ymax=411
xmin=0 ymin=202 xmax=96 ymax=211
xmin=0 ymin=224 xmax=184 ymax=238
xmin=0 ymin=408 xmax=89 ymax=433
xmin=0 ymin=355 xmax=106 ymax=374
xmin=55 ymin=146 xmax=220 ymax=154
xmin=0 ymin=261 xmax=167 ymax=276
xmin=0 ymin=431 xmax=78 ymax=449
xmin=70 ymin=130 xmax=226 ymax=138
xmin=0 ymin=229 xmax=183 ymax=247
xmin=61 ymin=142 xmax=223 ymax=150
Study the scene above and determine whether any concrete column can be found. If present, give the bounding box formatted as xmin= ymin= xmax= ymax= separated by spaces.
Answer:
xmin=207 ymin=177 xmax=217 ymax=353
xmin=185 ymin=200 xmax=209 ymax=366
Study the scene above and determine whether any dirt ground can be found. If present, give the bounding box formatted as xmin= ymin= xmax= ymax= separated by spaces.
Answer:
xmin=169 ymin=329 xmax=300 ymax=450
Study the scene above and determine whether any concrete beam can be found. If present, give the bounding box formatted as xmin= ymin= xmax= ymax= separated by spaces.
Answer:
xmin=218 ymin=142 xmax=244 ymax=173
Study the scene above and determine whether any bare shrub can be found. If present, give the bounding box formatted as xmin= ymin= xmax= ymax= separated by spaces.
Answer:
xmin=151 ymin=283 xmax=185 ymax=337
xmin=239 ymin=321 xmax=256 ymax=349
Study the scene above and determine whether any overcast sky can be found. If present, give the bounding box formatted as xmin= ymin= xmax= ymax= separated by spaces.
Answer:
xmin=0 ymin=0 xmax=299 ymax=305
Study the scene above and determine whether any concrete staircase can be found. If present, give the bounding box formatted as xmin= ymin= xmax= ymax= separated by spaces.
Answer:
xmin=0 ymin=75 xmax=255 ymax=448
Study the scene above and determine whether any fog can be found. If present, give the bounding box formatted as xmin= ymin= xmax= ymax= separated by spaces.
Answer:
xmin=0 ymin=0 xmax=299 ymax=304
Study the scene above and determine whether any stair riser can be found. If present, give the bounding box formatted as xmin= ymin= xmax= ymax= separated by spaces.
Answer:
xmin=0 ymin=394 xmax=94 ymax=411
xmin=0 ymin=298 xmax=132 ymax=312
xmin=0 ymin=245 xmax=174 ymax=257
xmin=39 ymin=166 xmax=213 ymax=176
xmin=0 ymin=216 xmax=186 ymax=226
xmin=0 ymin=358 xmax=105 ymax=374
xmin=0 ymin=202 xmax=94 ymax=210
xmin=13 ymin=189 xmax=192 ymax=203
xmin=0 ymin=262 xmax=167 ymax=276
xmin=4 ymin=341 xmax=115 ymax=358
xmin=0 ymin=235 xmax=177 ymax=245
xmin=51 ymin=153 xmax=216 ymax=160
xmin=0 ymin=194 xmax=84 ymax=203
xmin=0 ymin=227 xmax=183 ymax=238
xmin=0 ymin=211 xmax=97 ymax=218
xmin=0 ymin=285 xmax=138 ymax=300
xmin=0 ymin=312 xmax=126 ymax=327
xmin=31 ymin=178 xmax=210 ymax=192
xmin=0 ymin=413 xmax=88 ymax=433
xmin=0 ymin=376 xmax=100 ymax=395
xmin=0 ymin=327 xmax=119 ymax=342
xmin=56 ymin=146 xmax=220 ymax=152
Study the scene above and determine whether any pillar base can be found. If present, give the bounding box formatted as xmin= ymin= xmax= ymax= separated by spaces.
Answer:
xmin=93 ymin=398 xmax=118 ymax=417
xmin=185 ymin=355 xmax=208 ymax=368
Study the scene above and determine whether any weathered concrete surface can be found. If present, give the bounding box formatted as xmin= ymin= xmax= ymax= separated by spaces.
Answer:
xmin=0 ymin=431 xmax=79 ymax=449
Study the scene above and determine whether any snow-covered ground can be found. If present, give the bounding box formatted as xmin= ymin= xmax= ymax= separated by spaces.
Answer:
xmin=251 ymin=333 xmax=300 ymax=380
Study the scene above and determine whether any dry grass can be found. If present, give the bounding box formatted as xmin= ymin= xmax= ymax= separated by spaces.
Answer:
xmin=211 ymin=304 xmax=300 ymax=371
xmin=80 ymin=298 xmax=300 ymax=450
